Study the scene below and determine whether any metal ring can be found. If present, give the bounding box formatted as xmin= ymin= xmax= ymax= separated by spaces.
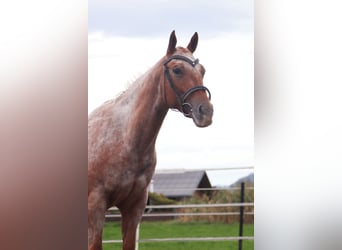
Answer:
xmin=181 ymin=103 xmax=193 ymax=117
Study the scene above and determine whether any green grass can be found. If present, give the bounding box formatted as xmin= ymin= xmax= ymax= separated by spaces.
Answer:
xmin=103 ymin=221 xmax=254 ymax=250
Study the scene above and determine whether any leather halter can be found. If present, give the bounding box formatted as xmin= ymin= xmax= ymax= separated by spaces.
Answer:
xmin=163 ymin=55 xmax=211 ymax=117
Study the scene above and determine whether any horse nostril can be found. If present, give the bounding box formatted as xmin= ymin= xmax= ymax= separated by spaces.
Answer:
xmin=198 ymin=104 xmax=206 ymax=115
xmin=199 ymin=105 xmax=203 ymax=114
xmin=198 ymin=104 xmax=213 ymax=116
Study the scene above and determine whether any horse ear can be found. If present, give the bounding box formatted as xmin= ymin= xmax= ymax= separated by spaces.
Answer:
xmin=187 ymin=32 xmax=198 ymax=53
xmin=167 ymin=30 xmax=177 ymax=55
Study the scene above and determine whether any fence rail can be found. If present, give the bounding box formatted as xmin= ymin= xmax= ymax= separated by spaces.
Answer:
xmin=103 ymin=236 xmax=254 ymax=244
xmin=107 ymin=202 xmax=254 ymax=218
xmin=107 ymin=212 xmax=254 ymax=218
xmin=108 ymin=202 xmax=254 ymax=211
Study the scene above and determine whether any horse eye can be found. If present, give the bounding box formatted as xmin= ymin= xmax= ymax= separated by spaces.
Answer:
xmin=172 ymin=67 xmax=182 ymax=75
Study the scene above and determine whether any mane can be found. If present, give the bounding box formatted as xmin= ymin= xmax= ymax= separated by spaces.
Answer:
xmin=113 ymin=58 xmax=165 ymax=105
xmin=115 ymin=73 xmax=146 ymax=101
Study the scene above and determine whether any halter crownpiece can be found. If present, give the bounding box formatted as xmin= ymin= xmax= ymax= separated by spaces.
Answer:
xmin=163 ymin=55 xmax=200 ymax=67
xmin=163 ymin=55 xmax=211 ymax=117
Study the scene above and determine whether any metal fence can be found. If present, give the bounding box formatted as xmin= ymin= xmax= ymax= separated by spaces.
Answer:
xmin=103 ymin=167 xmax=254 ymax=250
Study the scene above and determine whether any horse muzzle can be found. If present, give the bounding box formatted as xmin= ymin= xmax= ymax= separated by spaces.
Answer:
xmin=190 ymin=102 xmax=213 ymax=127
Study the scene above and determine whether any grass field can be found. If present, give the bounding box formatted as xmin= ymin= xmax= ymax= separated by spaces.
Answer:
xmin=102 ymin=221 xmax=254 ymax=250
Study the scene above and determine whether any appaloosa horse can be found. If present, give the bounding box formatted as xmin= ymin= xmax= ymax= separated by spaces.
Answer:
xmin=88 ymin=30 xmax=213 ymax=250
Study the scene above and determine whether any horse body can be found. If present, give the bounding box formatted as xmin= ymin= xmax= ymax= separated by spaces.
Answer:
xmin=88 ymin=31 xmax=213 ymax=250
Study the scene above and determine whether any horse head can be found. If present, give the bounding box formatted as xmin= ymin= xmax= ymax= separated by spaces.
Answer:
xmin=163 ymin=30 xmax=213 ymax=127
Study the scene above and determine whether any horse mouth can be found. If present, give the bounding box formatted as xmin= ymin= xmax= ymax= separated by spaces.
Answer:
xmin=191 ymin=103 xmax=213 ymax=128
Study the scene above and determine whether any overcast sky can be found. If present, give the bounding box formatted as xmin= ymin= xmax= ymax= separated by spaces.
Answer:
xmin=88 ymin=0 xmax=254 ymax=186
xmin=89 ymin=0 xmax=253 ymax=37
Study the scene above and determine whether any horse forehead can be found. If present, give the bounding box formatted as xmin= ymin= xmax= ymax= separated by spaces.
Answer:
xmin=172 ymin=47 xmax=204 ymax=74
xmin=175 ymin=47 xmax=195 ymax=58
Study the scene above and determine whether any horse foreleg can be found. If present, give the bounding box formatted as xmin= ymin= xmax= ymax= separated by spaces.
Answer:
xmin=88 ymin=190 xmax=107 ymax=250
xmin=119 ymin=189 xmax=148 ymax=250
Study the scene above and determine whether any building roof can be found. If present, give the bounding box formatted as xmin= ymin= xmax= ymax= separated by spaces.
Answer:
xmin=150 ymin=170 xmax=212 ymax=198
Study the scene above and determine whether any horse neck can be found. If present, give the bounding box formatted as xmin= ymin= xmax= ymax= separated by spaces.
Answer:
xmin=126 ymin=62 xmax=168 ymax=152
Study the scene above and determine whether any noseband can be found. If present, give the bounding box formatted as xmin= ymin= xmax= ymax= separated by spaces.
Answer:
xmin=163 ymin=55 xmax=211 ymax=117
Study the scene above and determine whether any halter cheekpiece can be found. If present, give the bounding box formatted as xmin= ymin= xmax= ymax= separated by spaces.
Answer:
xmin=163 ymin=55 xmax=211 ymax=117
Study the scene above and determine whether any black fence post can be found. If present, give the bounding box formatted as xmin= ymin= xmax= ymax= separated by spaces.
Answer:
xmin=238 ymin=182 xmax=245 ymax=250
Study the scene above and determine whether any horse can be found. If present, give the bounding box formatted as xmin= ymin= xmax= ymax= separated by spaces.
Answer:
xmin=88 ymin=30 xmax=213 ymax=250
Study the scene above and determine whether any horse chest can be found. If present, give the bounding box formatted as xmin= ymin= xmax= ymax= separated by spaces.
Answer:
xmin=102 ymin=153 xmax=155 ymax=205
xmin=104 ymin=151 xmax=156 ymax=187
